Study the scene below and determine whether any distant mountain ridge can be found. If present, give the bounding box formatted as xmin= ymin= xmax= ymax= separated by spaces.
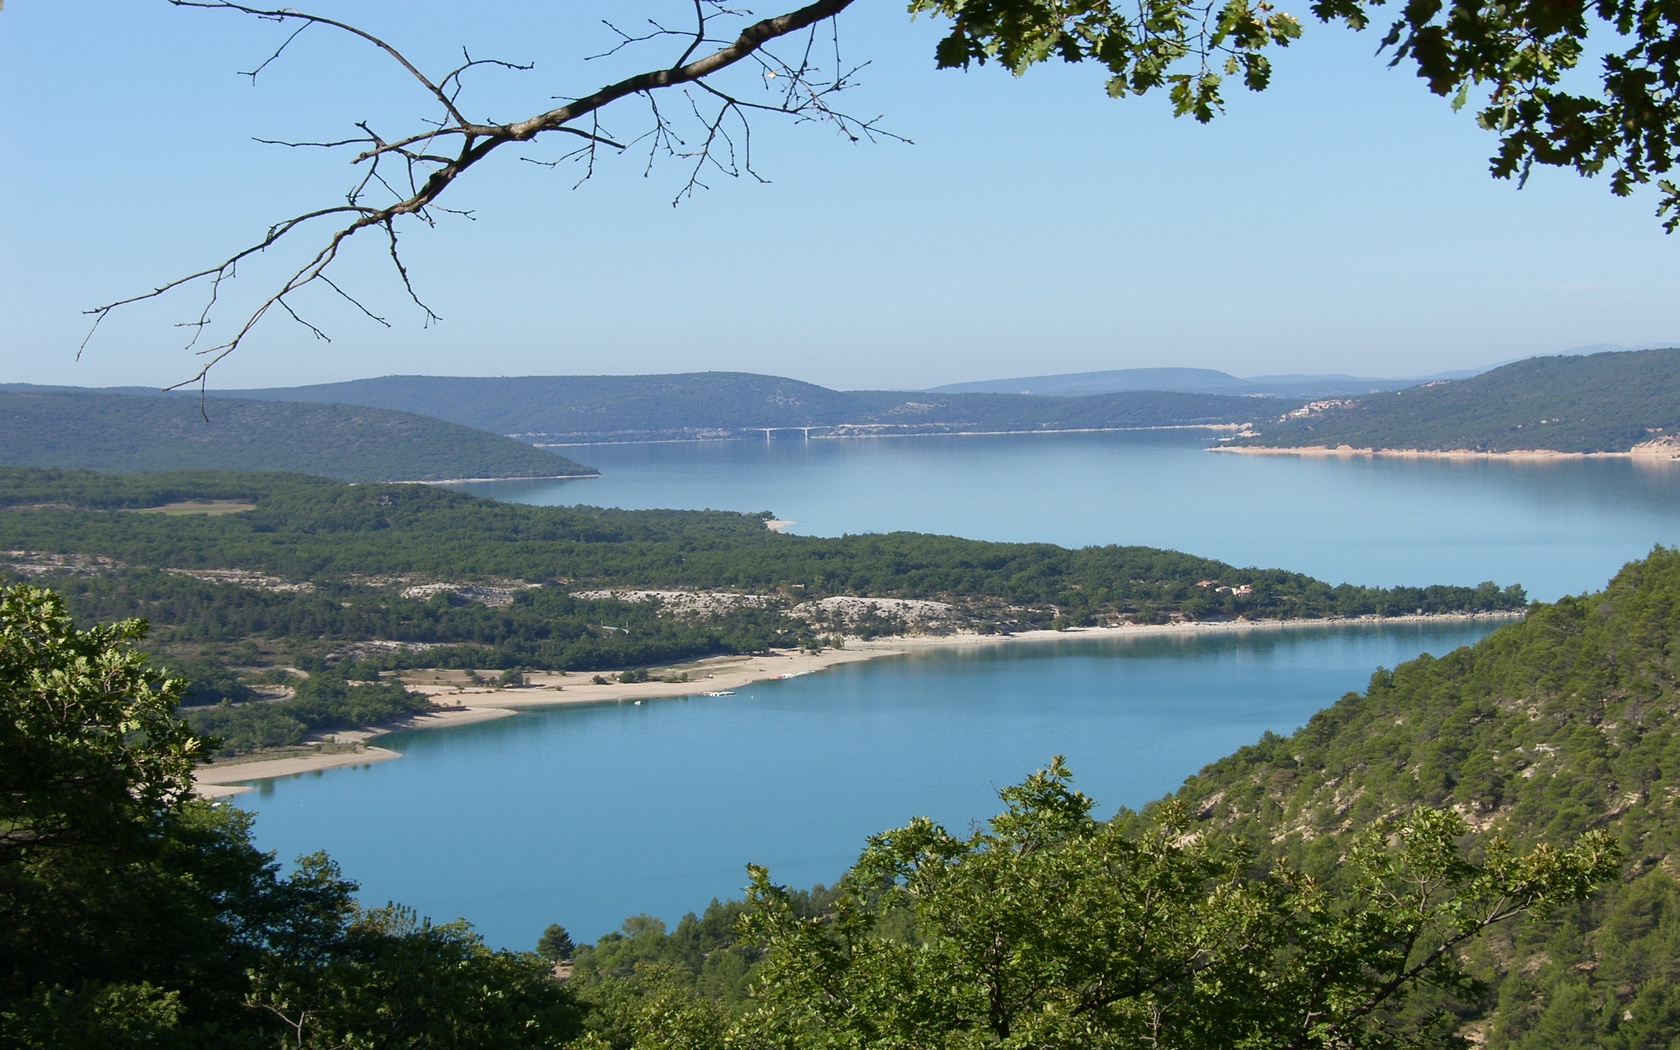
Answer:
xmin=1225 ymin=347 xmax=1680 ymax=454
xmin=0 ymin=389 xmax=595 ymax=482
xmin=929 ymin=365 xmax=1485 ymax=398
xmin=23 ymin=350 xmax=1653 ymax=454
xmin=219 ymin=372 xmax=1291 ymax=443
xmin=228 ymin=372 xmax=871 ymax=437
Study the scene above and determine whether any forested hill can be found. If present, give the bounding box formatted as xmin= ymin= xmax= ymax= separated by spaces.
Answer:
xmin=1226 ymin=347 xmax=1680 ymax=453
xmin=0 ymin=467 xmax=1524 ymax=720
xmin=928 ymin=365 xmax=1481 ymax=397
xmin=0 ymin=389 xmax=594 ymax=482
xmin=230 ymin=372 xmax=876 ymax=438
xmin=224 ymin=372 xmax=1289 ymax=442
xmin=1154 ymin=548 xmax=1680 ymax=1047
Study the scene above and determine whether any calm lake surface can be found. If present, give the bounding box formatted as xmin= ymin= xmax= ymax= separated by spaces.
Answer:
xmin=238 ymin=620 xmax=1495 ymax=948
xmin=459 ymin=430 xmax=1680 ymax=602
xmin=235 ymin=430 xmax=1680 ymax=949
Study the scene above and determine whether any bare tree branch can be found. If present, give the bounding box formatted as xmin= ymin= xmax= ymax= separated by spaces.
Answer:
xmin=92 ymin=0 xmax=869 ymax=383
xmin=171 ymin=0 xmax=477 ymax=126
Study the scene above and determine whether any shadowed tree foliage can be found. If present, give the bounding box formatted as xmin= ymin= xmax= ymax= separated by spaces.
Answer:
xmin=0 ymin=584 xmax=582 ymax=1048
xmin=0 ymin=586 xmax=202 ymax=862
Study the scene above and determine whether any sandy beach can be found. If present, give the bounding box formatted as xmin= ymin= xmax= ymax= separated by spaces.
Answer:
xmin=1212 ymin=443 xmax=1680 ymax=461
xmin=400 ymin=472 xmax=601 ymax=484
xmin=192 ymin=612 xmax=1520 ymax=796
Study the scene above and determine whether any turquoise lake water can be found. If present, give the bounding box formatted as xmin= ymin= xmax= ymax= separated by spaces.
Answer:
xmin=233 ymin=430 xmax=1680 ymax=949
xmin=237 ymin=620 xmax=1496 ymax=948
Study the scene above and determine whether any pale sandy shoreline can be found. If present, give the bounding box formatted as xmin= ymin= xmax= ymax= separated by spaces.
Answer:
xmin=400 ymin=472 xmax=601 ymax=484
xmin=192 ymin=611 xmax=1520 ymax=796
xmin=529 ymin=423 xmax=1248 ymax=448
xmin=1213 ymin=444 xmax=1680 ymax=461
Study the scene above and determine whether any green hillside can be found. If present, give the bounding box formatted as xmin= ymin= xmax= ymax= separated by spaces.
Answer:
xmin=1228 ymin=348 xmax=1680 ymax=453
xmin=1154 ymin=548 xmax=1680 ymax=1047
xmin=230 ymin=372 xmax=882 ymax=438
xmin=537 ymin=553 xmax=1680 ymax=1049
xmin=0 ymin=389 xmax=594 ymax=482
xmin=226 ymin=372 xmax=1287 ymax=441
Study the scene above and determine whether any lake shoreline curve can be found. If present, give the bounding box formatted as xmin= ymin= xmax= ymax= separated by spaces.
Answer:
xmin=389 ymin=471 xmax=602 ymax=484
xmin=1213 ymin=440 xmax=1680 ymax=460
xmin=192 ymin=610 xmax=1523 ymax=797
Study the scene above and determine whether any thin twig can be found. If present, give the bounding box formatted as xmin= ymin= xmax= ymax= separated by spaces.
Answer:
xmin=94 ymin=0 xmax=869 ymax=384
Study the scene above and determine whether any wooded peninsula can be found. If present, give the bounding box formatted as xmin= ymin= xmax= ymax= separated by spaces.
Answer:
xmin=0 ymin=467 xmax=1523 ymax=755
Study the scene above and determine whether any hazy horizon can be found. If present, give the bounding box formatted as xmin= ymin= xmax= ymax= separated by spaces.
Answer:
xmin=5 ymin=4 xmax=1679 ymax=393
xmin=11 ymin=343 xmax=1680 ymax=397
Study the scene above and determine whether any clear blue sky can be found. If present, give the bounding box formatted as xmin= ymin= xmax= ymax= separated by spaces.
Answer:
xmin=3 ymin=1 xmax=1676 ymax=392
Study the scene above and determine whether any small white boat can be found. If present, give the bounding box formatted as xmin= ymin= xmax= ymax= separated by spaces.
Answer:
xmin=704 ymin=690 xmax=735 ymax=697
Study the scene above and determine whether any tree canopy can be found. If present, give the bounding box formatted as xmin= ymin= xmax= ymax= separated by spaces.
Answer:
xmin=0 ymin=582 xmax=583 ymax=1048
xmin=737 ymin=759 xmax=1616 ymax=1049
xmin=0 ymin=587 xmax=201 ymax=862
xmin=913 ymin=0 xmax=1680 ymax=226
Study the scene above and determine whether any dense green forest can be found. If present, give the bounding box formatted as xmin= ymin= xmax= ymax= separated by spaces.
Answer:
xmin=5 ymin=560 xmax=1648 ymax=1047
xmin=0 ymin=469 xmax=1518 ymax=625
xmin=1144 ymin=546 xmax=1680 ymax=1046
xmin=1228 ymin=348 xmax=1680 ymax=454
xmin=0 ymin=389 xmax=594 ymax=481
xmin=222 ymin=371 xmax=1292 ymax=442
xmin=0 ymin=467 xmax=1522 ymax=754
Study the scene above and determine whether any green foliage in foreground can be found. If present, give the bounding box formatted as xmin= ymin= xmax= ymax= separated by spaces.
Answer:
xmin=0 ymin=587 xmax=202 ymax=865
xmin=1231 ymin=348 xmax=1680 ymax=453
xmin=566 ymin=891 xmax=840 ymax=1012
xmin=562 ymin=549 xmax=1680 ymax=1049
xmin=1155 ymin=546 xmax=1680 ymax=1046
xmin=0 ymin=389 xmax=595 ymax=482
xmin=562 ymin=761 xmax=1613 ymax=1050
xmin=906 ymin=0 xmax=1680 ymax=231
xmin=737 ymin=763 xmax=1612 ymax=1050
xmin=0 ymin=584 xmax=581 ymax=1048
